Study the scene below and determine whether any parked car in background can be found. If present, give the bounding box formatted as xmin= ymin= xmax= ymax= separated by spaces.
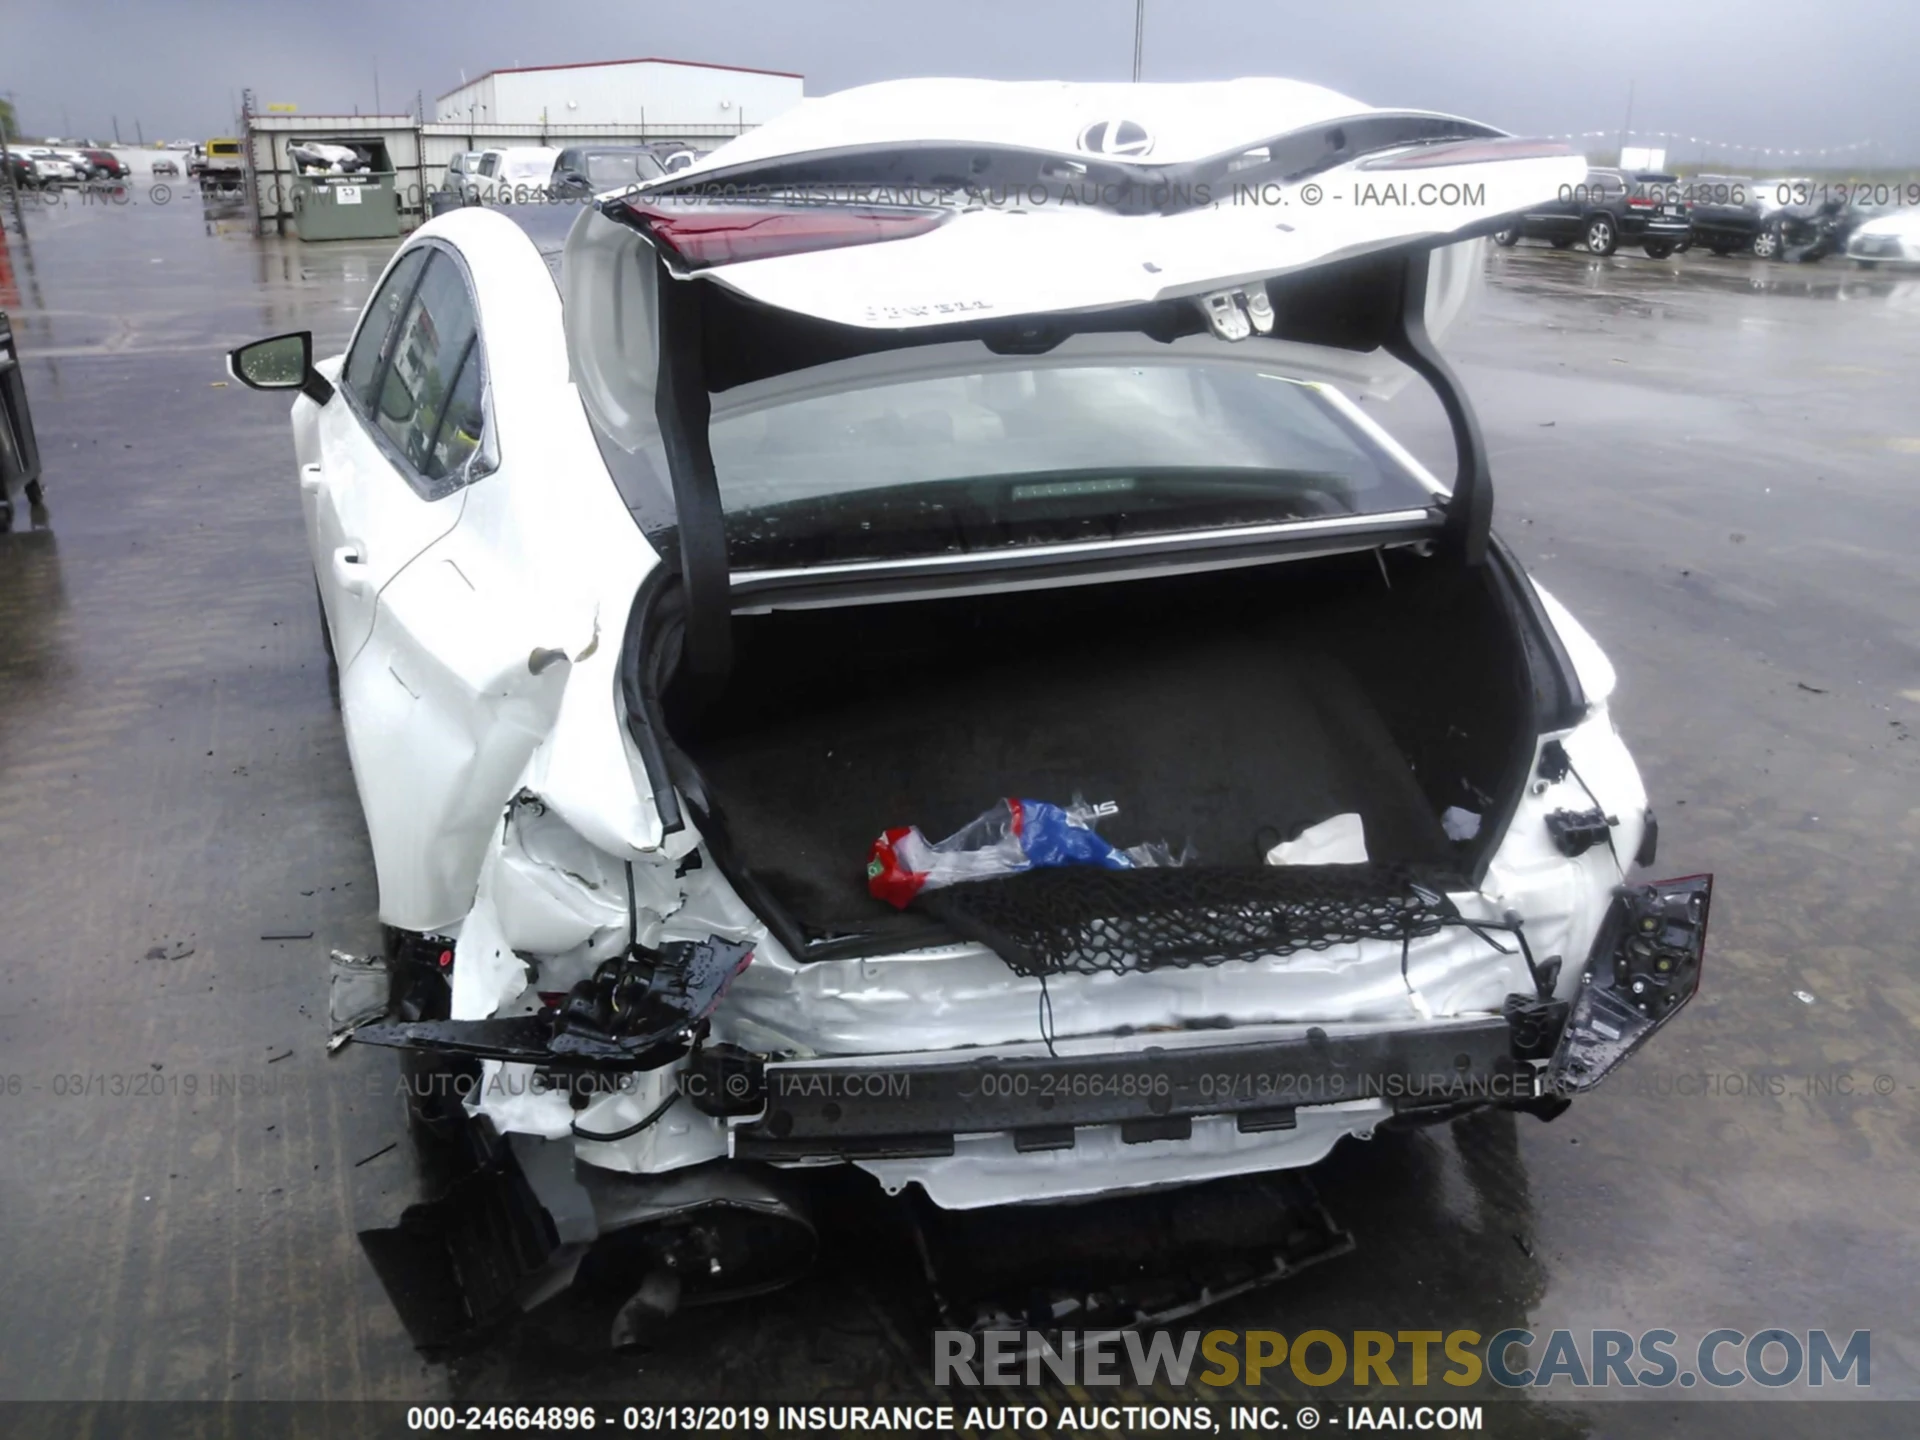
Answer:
xmin=197 ymin=137 xmax=244 ymax=188
xmin=54 ymin=149 xmax=101 ymax=180
xmin=80 ymin=148 xmax=130 ymax=180
xmin=151 ymin=156 xmax=181 ymax=178
xmin=1492 ymin=167 xmax=1691 ymax=257
xmin=546 ymin=144 xmax=667 ymax=199
xmin=1687 ymin=175 xmax=1817 ymax=258
xmin=22 ymin=149 xmax=78 ymax=185
xmin=437 ymin=151 xmax=486 ymax=204
xmin=230 ymin=78 xmax=1704 ymax=1350
xmin=469 ymin=146 xmax=560 ymax=202
xmin=2 ymin=150 xmax=36 ymax=188
xmin=1846 ymin=206 xmax=1920 ymax=266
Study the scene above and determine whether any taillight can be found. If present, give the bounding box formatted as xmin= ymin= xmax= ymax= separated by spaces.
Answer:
xmin=1548 ymin=875 xmax=1712 ymax=1094
xmin=608 ymin=196 xmax=951 ymax=270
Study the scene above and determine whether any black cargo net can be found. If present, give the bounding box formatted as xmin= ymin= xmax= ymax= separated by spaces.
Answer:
xmin=918 ymin=865 xmax=1456 ymax=978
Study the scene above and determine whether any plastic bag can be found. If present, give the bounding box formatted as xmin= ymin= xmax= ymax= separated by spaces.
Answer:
xmin=1266 ymin=812 xmax=1369 ymax=866
xmin=868 ymin=796 xmax=1188 ymax=909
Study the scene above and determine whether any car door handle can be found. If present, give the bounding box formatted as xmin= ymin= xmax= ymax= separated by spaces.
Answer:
xmin=299 ymin=463 xmax=325 ymax=496
xmin=332 ymin=543 xmax=374 ymax=596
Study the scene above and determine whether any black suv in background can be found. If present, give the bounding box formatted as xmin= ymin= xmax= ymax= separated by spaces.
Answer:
xmin=546 ymin=145 xmax=668 ymax=199
xmin=1688 ymin=175 xmax=1785 ymax=257
xmin=1494 ymin=167 xmax=1693 ymax=258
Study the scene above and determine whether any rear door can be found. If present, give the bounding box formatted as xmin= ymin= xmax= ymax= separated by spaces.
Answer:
xmin=306 ymin=244 xmax=467 ymax=667
xmin=334 ymin=236 xmax=598 ymax=932
xmin=326 ymin=244 xmax=527 ymax=930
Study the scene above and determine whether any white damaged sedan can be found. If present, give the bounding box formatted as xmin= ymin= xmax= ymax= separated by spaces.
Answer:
xmin=1846 ymin=205 xmax=1920 ymax=266
xmin=230 ymin=77 xmax=1711 ymax=1349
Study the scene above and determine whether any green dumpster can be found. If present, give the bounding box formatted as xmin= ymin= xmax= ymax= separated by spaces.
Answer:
xmin=289 ymin=138 xmax=402 ymax=241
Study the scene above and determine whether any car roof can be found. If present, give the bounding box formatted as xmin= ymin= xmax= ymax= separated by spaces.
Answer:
xmin=488 ymin=202 xmax=581 ymax=260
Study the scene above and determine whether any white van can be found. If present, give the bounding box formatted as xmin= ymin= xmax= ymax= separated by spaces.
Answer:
xmin=469 ymin=146 xmax=560 ymax=203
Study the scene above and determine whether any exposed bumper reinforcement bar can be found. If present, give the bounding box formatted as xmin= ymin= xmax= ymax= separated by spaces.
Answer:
xmin=733 ymin=1017 xmax=1524 ymax=1161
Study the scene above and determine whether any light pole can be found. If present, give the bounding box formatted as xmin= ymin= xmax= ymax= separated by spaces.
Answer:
xmin=1132 ymin=0 xmax=1145 ymax=82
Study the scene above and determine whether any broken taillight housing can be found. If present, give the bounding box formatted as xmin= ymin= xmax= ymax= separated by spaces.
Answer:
xmin=609 ymin=196 xmax=951 ymax=270
xmin=1549 ymin=875 xmax=1712 ymax=1094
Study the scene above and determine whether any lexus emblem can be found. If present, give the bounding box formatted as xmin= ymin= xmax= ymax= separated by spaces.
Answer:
xmin=1076 ymin=119 xmax=1155 ymax=157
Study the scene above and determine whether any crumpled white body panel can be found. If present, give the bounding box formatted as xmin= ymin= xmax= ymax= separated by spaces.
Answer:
xmin=456 ymin=674 xmax=1647 ymax=1207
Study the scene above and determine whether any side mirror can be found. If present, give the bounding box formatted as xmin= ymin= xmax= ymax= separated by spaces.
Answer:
xmin=227 ymin=332 xmax=335 ymax=405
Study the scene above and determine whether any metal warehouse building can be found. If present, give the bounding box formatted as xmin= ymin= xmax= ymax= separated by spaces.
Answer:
xmin=434 ymin=56 xmax=804 ymax=130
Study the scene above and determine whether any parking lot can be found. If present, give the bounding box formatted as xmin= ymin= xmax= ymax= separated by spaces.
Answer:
xmin=1 ymin=186 xmax=1916 ymax=1426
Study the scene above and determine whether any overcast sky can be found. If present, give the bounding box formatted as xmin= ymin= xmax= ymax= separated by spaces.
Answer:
xmin=7 ymin=0 xmax=1917 ymax=163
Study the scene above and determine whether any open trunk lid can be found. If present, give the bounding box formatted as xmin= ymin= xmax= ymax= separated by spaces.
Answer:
xmin=599 ymin=78 xmax=1584 ymax=337
xmin=569 ymin=79 xmax=1590 ymax=739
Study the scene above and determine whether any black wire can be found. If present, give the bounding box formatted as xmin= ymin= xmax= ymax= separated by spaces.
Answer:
xmin=1036 ymin=973 xmax=1059 ymax=1058
xmin=571 ymin=1088 xmax=680 ymax=1142
xmin=1564 ymin=757 xmax=1626 ymax=879
xmin=625 ymin=859 xmax=638 ymax=951
xmin=1442 ymin=915 xmax=1548 ymax=999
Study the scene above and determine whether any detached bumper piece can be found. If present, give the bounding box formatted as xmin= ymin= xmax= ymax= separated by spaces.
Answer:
xmin=361 ymin=1133 xmax=817 ymax=1354
xmin=1549 ymin=875 xmax=1712 ymax=1094
xmin=912 ymin=1170 xmax=1352 ymax=1335
xmin=359 ymin=1148 xmax=564 ymax=1355
xmin=350 ymin=936 xmax=754 ymax=1072
xmin=734 ymin=1017 xmax=1522 ymax=1161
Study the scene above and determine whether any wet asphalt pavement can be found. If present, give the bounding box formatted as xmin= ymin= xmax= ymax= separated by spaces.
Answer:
xmin=0 ymin=187 xmax=1916 ymax=1435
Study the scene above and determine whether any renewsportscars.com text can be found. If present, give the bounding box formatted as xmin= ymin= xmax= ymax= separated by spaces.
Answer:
xmin=934 ymin=1327 xmax=1871 ymax=1390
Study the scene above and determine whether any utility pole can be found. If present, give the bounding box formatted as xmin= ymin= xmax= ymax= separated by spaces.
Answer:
xmin=112 ymin=115 xmax=120 ymax=143
xmin=1132 ymin=0 xmax=1146 ymax=82
xmin=135 ymin=118 xmax=144 ymax=145
xmin=373 ymin=59 xmax=381 ymax=115
xmin=1616 ymin=80 xmax=1636 ymax=163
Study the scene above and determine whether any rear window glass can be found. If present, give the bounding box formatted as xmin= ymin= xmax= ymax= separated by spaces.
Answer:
xmin=710 ymin=359 xmax=1436 ymax=567
xmin=503 ymin=152 xmax=556 ymax=181
xmin=584 ymin=150 xmax=666 ymax=187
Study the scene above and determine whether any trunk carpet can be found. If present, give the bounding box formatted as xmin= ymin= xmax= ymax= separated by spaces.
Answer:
xmin=685 ymin=614 xmax=1454 ymax=953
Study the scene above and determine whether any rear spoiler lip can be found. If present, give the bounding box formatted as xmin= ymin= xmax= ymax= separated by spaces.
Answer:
xmin=1358 ymin=137 xmax=1577 ymax=170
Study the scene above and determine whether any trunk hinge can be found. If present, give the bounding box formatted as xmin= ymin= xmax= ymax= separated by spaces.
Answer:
xmin=652 ymin=258 xmax=733 ymax=698
xmin=1383 ymin=247 xmax=1492 ymax=566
